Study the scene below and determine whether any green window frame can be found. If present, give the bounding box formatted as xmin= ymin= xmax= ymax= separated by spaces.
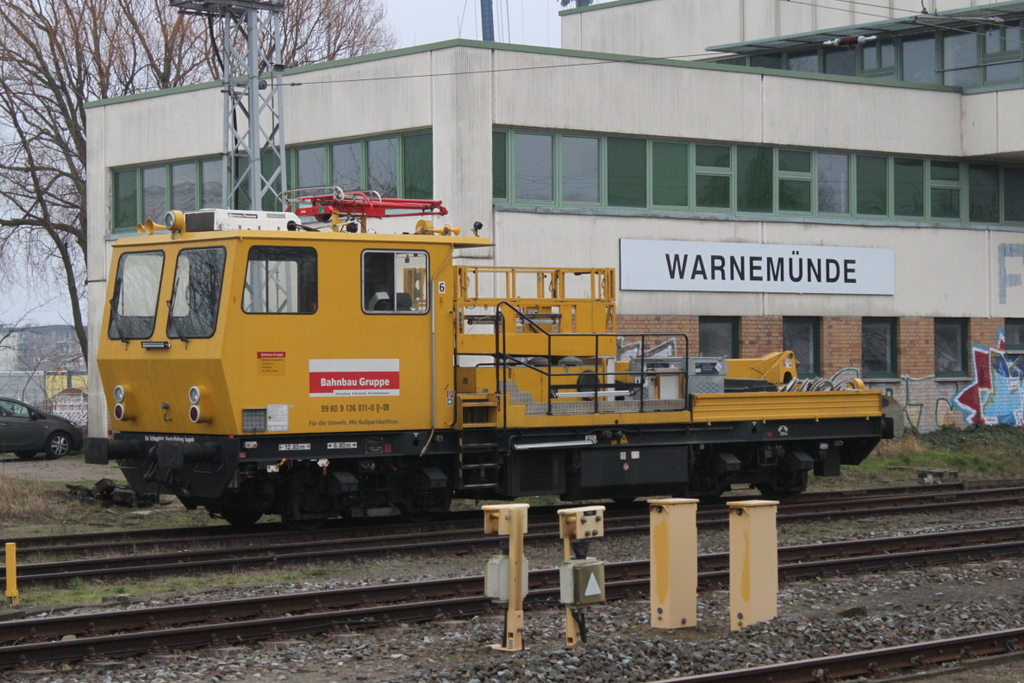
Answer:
xmin=112 ymin=157 xmax=224 ymax=233
xmin=290 ymin=130 xmax=433 ymax=200
xmin=1005 ymin=167 xmax=1024 ymax=223
xmin=893 ymin=157 xmax=925 ymax=218
xmin=928 ymin=160 xmax=962 ymax=220
xmin=862 ymin=317 xmax=897 ymax=379
xmin=861 ymin=39 xmax=896 ymax=78
xmin=777 ymin=149 xmax=812 ymax=214
xmin=651 ymin=140 xmax=688 ymax=208
xmin=694 ymin=144 xmax=732 ymax=210
xmin=968 ymin=164 xmax=1000 ymax=223
xmin=982 ymin=21 xmax=1022 ymax=84
xmin=783 ymin=317 xmax=820 ymax=379
xmin=607 ymin=137 xmax=647 ymax=208
xmin=934 ymin=318 xmax=968 ymax=378
xmin=855 ymin=155 xmax=888 ymax=216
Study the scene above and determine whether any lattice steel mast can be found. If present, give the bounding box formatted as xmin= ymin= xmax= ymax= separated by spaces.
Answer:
xmin=170 ymin=0 xmax=286 ymax=211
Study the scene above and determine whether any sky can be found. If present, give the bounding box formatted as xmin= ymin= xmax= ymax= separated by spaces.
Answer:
xmin=382 ymin=0 xmax=568 ymax=49
xmin=6 ymin=0 xmax=583 ymax=329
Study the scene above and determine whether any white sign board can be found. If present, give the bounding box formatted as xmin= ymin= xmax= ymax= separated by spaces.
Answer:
xmin=620 ymin=239 xmax=894 ymax=295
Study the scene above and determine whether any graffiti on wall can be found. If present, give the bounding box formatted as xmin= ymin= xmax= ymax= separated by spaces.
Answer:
xmin=953 ymin=330 xmax=1024 ymax=426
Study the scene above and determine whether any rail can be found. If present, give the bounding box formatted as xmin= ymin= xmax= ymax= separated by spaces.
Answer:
xmin=491 ymin=301 xmax=690 ymax=420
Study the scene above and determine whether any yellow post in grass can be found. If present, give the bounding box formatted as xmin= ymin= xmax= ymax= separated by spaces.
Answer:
xmin=728 ymin=500 xmax=778 ymax=631
xmin=5 ymin=543 xmax=18 ymax=606
xmin=649 ymin=498 xmax=698 ymax=629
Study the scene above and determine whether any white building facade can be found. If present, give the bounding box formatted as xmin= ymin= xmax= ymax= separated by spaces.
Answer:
xmin=86 ymin=0 xmax=1024 ymax=434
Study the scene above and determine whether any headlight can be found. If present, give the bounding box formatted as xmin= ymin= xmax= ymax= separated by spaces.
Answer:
xmin=113 ymin=385 xmax=126 ymax=403
xmin=188 ymin=385 xmax=203 ymax=404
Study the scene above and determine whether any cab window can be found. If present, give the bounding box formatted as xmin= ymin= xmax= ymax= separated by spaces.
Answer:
xmin=108 ymin=250 xmax=164 ymax=340
xmin=243 ymin=246 xmax=318 ymax=314
xmin=168 ymin=247 xmax=226 ymax=339
xmin=362 ymin=250 xmax=429 ymax=314
xmin=0 ymin=400 xmax=29 ymax=419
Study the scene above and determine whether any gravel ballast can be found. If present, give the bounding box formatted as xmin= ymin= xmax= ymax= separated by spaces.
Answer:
xmin=5 ymin=505 xmax=1024 ymax=683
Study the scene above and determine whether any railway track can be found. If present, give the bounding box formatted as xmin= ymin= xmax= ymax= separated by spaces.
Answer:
xmin=6 ymin=483 xmax=1024 ymax=585
xmin=8 ymin=481 xmax=971 ymax=559
xmin=1 ymin=524 xmax=1023 ymax=668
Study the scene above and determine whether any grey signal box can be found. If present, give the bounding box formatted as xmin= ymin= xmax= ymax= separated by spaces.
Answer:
xmin=559 ymin=558 xmax=606 ymax=606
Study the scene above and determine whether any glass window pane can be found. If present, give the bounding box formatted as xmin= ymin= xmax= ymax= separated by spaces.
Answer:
xmin=243 ymin=246 xmax=318 ymax=315
xmin=332 ymin=142 xmax=363 ymax=190
xmin=113 ymin=170 xmax=138 ymax=229
xmin=171 ymin=163 xmax=196 ymax=212
xmin=260 ymin=153 xmax=281 ymax=212
xmin=787 ymin=50 xmax=819 ymax=72
xmin=362 ymin=251 xmax=430 ymax=315
xmin=779 ymin=150 xmax=811 ymax=173
xmin=368 ymin=138 xmax=398 ymax=197
xmin=718 ymin=56 xmax=746 ymax=66
xmin=902 ymin=35 xmax=937 ymax=83
xmin=969 ymin=164 xmax=1000 ymax=222
xmin=779 ymin=179 xmax=811 ymax=212
xmin=696 ymin=175 xmax=730 ymax=209
xmin=824 ymin=48 xmax=856 ymax=76
xmin=783 ymin=318 xmax=818 ymax=377
xmin=403 ymin=132 xmax=433 ymax=199
xmin=1005 ymin=168 xmax=1024 ymax=222
xmin=296 ymin=147 xmax=327 ymax=188
xmin=652 ymin=141 xmax=688 ymax=207
xmin=750 ymin=54 xmax=783 ymax=69
xmin=736 ymin=145 xmax=772 ymax=213
xmin=699 ymin=318 xmax=736 ymax=358
xmin=862 ymin=318 xmax=894 ymax=375
xmin=1006 ymin=319 xmax=1024 ymax=349
xmin=561 ymin=136 xmax=600 ymax=203
xmin=201 ymin=159 xmax=223 ymax=208
xmin=818 ymin=153 xmax=849 ymax=214
xmin=893 ymin=158 xmax=924 ymax=217
xmin=934 ymin=320 xmax=965 ymax=375
xmin=108 ymin=251 xmax=164 ymax=340
xmin=168 ymin=247 xmax=226 ymax=340
xmin=695 ymin=144 xmax=729 ymax=168
xmin=514 ymin=133 xmax=553 ymax=202
xmin=856 ymin=155 xmax=888 ymax=216
xmin=142 ymin=166 xmax=167 ymax=223
xmin=492 ymin=131 xmax=508 ymax=199
xmin=985 ymin=60 xmax=1020 ymax=83
xmin=944 ymin=31 xmax=979 ymax=87
xmin=607 ymin=137 xmax=647 ymax=208
xmin=931 ymin=188 xmax=961 ymax=219
xmin=931 ymin=160 xmax=959 ymax=182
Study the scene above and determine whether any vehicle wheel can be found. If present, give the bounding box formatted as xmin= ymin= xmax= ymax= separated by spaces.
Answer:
xmin=219 ymin=509 xmax=263 ymax=529
xmin=14 ymin=452 xmax=36 ymax=461
xmin=44 ymin=432 xmax=71 ymax=460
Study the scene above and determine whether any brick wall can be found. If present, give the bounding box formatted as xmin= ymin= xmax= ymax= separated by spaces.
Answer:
xmin=898 ymin=317 xmax=934 ymax=378
xmin=739 ymin=316 xmax=782 ymax=358
xmin=821 ymin=317 xmax=861 ymax=376
xmin=616 ymin=315 xmax=699 ymax=355
xmin=970 ymin=317 xmax=1003 ymax=350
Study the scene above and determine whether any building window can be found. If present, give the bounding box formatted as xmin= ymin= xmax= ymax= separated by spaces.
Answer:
xmin=969 ymin=165 xmax=1000 ymax=223
xmin=944 ymin=30 xmax=980 ymax=87
xmin=777 ymin=149 xmax=812 ymax=213
xmin=514 ymin=132 xmax=554 ymax=202
xmin=699 ymin=317 xmax=738 ymax=358
xmin=901 ymin=34 xmax=937 ymax=83
xmin=934 ymin=318 xmax=967 ymax=377
xmin=1006 ymin=319 xmax=1024 ymax=351
xmin=817 ymin=153 xmax=850 ymax=214
xmin=982 ymin=21 xmax=1022 ymax=84
xmin=929 ymin=161 xmax=961 ymax=220
xmin=856 ymin=155 xmax=887 ymax=216
xmin=111 ymin=158 xmax=225 ymax=232
xmin=1005 ymin=169 xmax=1024 ymax=223
xmin=736 ymin=146 xmax=772 ymax=213
xmin=652 ymin=141 xmax=688 ymax=207
xmin=492 ymin=131 xmax=508 ymax=200
xmin=292 ymin=130 xmax=433 ymax=201
xmin=607 ymin=137 xmax=646 ymax=208
xmin=561 ymin=136 xmax=600 ymax=204
xmin=893 ymin=158 xmax=924 ymax=218
xmin=694 ymin=144 xmax=731 ymax=209
xmin=783 ymin=317 xmax=819 ymax=378
xmin=862 ymin=317 xmax=897 ymax=378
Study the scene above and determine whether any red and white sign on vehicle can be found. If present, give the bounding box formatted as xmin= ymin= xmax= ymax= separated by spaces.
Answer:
xmin=309 ymin=359 xmax=400 ymax=397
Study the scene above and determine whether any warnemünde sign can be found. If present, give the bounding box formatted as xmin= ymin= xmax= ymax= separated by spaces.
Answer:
xmin=620 ymin=239 xmax=895 ymax=295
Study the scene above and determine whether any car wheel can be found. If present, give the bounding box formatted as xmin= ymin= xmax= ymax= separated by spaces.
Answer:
xmin=14 ymin=452 xmax=36 ymax=461
xmin=44 ymin=432 xmax=71 ymax=460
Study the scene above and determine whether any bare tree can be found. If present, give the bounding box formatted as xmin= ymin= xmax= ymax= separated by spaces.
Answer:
xmin=0 ymin=0 xmax=396 ymax=365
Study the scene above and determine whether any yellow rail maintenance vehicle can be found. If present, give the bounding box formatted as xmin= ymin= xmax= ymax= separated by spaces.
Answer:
xmin=87 ymin=189 xmax=894 ymax=528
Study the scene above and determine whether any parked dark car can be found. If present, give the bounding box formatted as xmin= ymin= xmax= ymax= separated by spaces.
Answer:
xmin=0 ymin=397 xmax=84 ymax=460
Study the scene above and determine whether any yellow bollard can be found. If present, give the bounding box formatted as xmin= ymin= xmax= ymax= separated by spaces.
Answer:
xmin=5 ymin=543 xmax=18 ymax=606
xmin=482 ymin=503 xmax=529 ymax=652
xmin=727 ymin=500 xmax=778 ymax=631
xmin=649 ymin=498 xmax=698 ymax=629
